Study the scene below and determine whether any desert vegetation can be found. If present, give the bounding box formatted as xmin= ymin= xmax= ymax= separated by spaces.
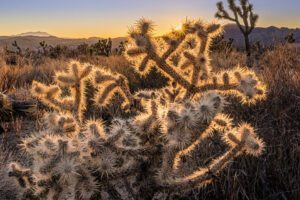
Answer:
xmin=216 ymin=0 xmax=258 ymax=58
xmin=0 ymin=5 xmax=300 ymax=200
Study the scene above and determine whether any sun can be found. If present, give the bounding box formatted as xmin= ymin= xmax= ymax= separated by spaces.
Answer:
xmin=174 ymin=24 xmax=182 ymax=31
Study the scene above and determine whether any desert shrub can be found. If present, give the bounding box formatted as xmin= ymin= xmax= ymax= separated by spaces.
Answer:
xmin=210 ymin=50 xmax=248 ymax=70
xmin=4 ymin=53 xmax=19 ymax=65
xmin=8 ymin=19 xmax=266 ymax=199
xmin=0 ymin=58 xmax=69 ymax=92
xmin=209 ymin=34 xmax=234 ymax=54
xmin=0 ymin=60 xmax=19 ymax=92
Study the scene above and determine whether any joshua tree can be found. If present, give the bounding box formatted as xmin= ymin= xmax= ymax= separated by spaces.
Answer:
xmin=215 ymin=0 xmax=258 ymax=58
xmin=106 ymin=38 xmax=112 ymax=56
xmin=12 ymin=40 xmax=22 ymax=56
xmin=39 ymin=41 xmax=48 ymax=55
xmin=92 ymin=38 xmax=112 ymax=56
xmin=77 ymin=43 xmax=90 ymax=55
xmin=284 ymin=32 xmax=296 ymax=44
xmin=49 ymin=45 xmax=64 ymax=59
xmin=117 ymin=41 xmax=127 ymax=55
xmin=8 ymin=19 xmax=266 ymax=199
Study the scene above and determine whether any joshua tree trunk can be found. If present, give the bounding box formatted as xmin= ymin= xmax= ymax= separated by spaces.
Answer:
xmin=244 ymin=33 xmax=251 ymax=57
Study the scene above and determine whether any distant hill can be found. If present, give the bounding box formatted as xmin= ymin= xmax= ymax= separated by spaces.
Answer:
xmin=223 ymin=24 xmax=300 ymax=45
xmin=0 ymin=33 xmax=126 ymax=50
xmin=0 ymin=25 xmax=300 ymax=50
xmin=14 ymin=31 xmax=53 ymax=37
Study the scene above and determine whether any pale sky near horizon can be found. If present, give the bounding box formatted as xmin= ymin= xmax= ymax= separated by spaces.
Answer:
xmin=0 ymin=0 xmax=299 ymax=38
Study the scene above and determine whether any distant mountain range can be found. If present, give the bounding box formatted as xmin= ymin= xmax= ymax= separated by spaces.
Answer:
xmin=223 ymin=24 xmax=300 ymax=45
xmin=0 ymin=24 xmax=299 ymax=50
xmin=0 ymin=32 xmax=125 ymax=50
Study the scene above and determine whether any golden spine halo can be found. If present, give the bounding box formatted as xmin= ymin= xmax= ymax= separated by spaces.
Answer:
xmin=8 ymin=18 xmax=266 ymax=199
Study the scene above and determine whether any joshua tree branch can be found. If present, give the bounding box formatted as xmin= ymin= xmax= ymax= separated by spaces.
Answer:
xmin=233 ymin=11 xmax=246 ymax=35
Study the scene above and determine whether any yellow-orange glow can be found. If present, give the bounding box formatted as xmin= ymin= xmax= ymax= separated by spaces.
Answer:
xmin=174 ymin=24 xmax=182 ymax=31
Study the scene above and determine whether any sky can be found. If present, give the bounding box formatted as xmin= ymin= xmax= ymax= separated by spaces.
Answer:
xmin=0 ymin=0 xmax=299 ymax=38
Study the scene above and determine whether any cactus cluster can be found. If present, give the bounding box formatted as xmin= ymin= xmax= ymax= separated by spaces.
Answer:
xmin=8 ymin=19 xmax=266 ymax=199
xmin=92 ymin=38 xmax=112 ymax=56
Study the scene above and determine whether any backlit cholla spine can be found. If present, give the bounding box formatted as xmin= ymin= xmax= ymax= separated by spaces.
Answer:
xmin=9 ymin=19 xmax=266 ymax=199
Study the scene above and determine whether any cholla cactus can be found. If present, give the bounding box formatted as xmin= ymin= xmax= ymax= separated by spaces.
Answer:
xmin=0 ymin=92 xmax=35 ymax=125
xmin=9 ymin=19 xmax=266 ymax=199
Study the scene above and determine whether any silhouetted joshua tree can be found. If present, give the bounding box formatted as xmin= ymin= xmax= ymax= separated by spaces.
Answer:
xmin=215 ymin=0 xmax=258 ymax=59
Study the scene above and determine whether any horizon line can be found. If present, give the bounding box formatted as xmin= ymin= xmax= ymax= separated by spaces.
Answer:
xmin=1 ymin=24 xmax=300 ymax=39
